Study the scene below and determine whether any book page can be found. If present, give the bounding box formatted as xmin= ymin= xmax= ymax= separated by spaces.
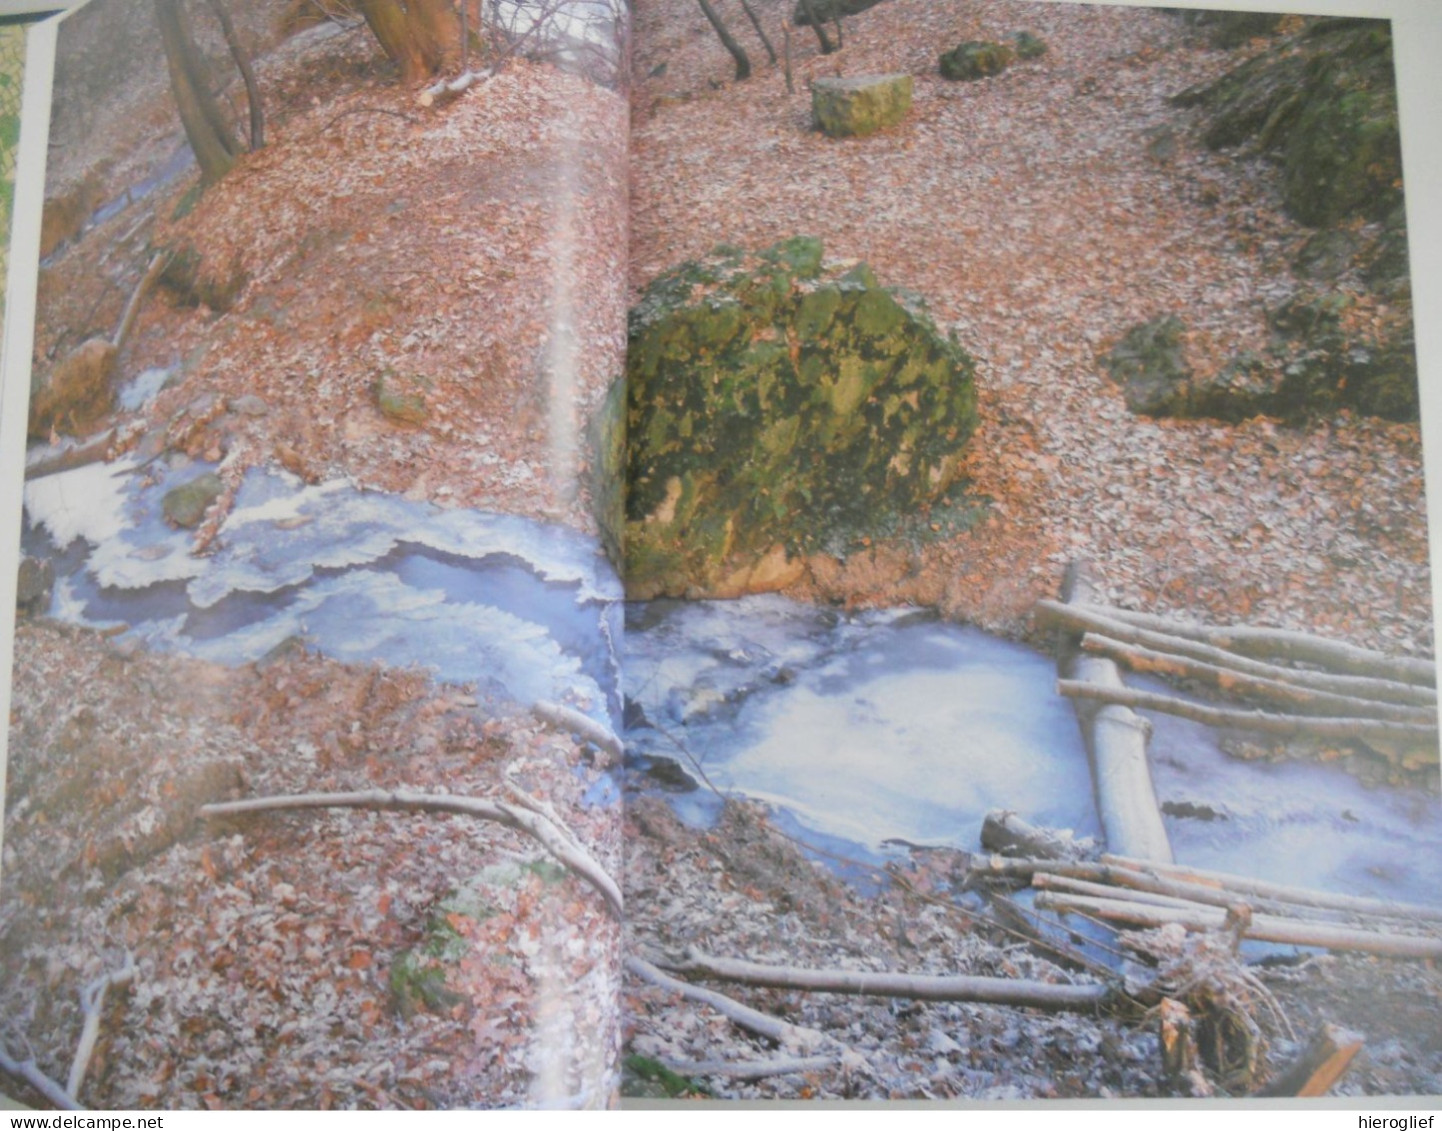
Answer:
xmin=1 ymin=0 xmax=629 ymax=1109
xmin=618 ymin=0 xmax=1441 ymax=1101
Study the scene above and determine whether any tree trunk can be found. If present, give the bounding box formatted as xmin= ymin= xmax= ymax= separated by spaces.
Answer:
xmin=737 ymin=0 xmax=777 ymax=64
xmin=796 ymin=0 xmax=834 ymax=53
xmin=205 ymin=0 xmax=264 ymax=150
xmin=155 ymin=0 xmax=237 ymax=184
xmin=695 ymin=0 xmax=751 ymax=80
xmin=356 ymin=0 xmax=434 ymax=83
xmin=406 ymin=0 xmax=463 ymax=73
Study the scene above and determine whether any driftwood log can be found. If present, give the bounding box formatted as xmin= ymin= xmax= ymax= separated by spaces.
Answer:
xmin=1053 ymin=564 xmax=1173 ymax=863
xmin=1033 ymin=600 xmax=1435 ymax=708
xmin=1056 ymin=681 xmax=1438 ymax=746
xmin=532 ymin=699 xmax=624 ymax=765
xmin=200 ymin=787 xmax=622 ymax=917
xmin=1033 ymin=892 xmax=1442 ymax=959
xmin=1090 ymin=605 xmax=1435 ymax=688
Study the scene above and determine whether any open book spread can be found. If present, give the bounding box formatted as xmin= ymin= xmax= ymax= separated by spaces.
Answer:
xmin=0 ymin=0 xmax=1437 ymax=1110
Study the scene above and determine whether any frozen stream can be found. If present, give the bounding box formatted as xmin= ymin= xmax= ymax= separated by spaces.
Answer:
xmin=624 ymin=596 xmax=1442 ymax=910
xmin=20 ymin=464 xmax=1442 ymax=911
xmin=22 ymin=458 xmax=623 ymax=724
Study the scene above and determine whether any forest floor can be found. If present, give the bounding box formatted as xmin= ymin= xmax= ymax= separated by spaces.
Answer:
xmin=5 ymin=0 xmax=1440 ymax=1110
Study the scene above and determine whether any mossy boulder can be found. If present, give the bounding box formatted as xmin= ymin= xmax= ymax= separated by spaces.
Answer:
xmin=1106 ymin=300 xmax=1418 ymax=425
xmin=1179 ymin=10 xmax=1285 ymax=49
xmin=811 ymin=74 xmax=913 ymax=138
xmin=159 ymin=242 xmax=249 ymax=312
xmin=1173 ymin=18 xmax=1403 ymax=228
xmin=939 ymin=41 xmax=1014 ymax=82
xmin=609 ymin=238 xmax=978 ymax=599
xmin=1103 ymin=316 xmax=1193 ymax=417
xmin=1013 ymin=31 xmax=1048 ymax=60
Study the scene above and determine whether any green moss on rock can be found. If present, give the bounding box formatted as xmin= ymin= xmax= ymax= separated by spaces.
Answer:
xmin=162 ymin=472 xmax=225 ymax=528
xmin=939 ymin=41 xmax=1014 ymax=82
xmin=609 ymin=240 xmax=978 ymax=598
xmin=811 ymin=74 xmax=914 ymax=138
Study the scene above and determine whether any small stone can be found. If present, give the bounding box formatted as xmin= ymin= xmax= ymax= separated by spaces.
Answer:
xmin=162 ymin=472 xmax=225 ymax=528
xmin=811 ymin=73 xmax=914 ymax=138
xmin=374 ymin=372 xmax=429 ymax=426
xmin=228 ymin=394 xmax=269 ymax=417
xmin=939 ymin=41 xmax=1015 ymax=82
xmin=15 ymin=556 xmax=55 ymax=614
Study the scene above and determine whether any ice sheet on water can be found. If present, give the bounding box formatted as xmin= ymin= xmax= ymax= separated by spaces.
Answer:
xmin=625 ymin=597 xmax=1098 ymax=852
xmin=191 ymin=469 xmax=619 ymax=608
xmin=24 ymin=459 xmax=139 ymax=549
xmin=129 ymin=568 xmax=604 ymax=710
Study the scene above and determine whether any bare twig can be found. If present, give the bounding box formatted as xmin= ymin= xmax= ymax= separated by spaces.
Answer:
xmin=664 ymin=948 xmax=1113 ymax=1011
xmin=201 ymin=788 xmax=621 ymax=917
xmin=532 ymin=700 xmax=624 ymax=764
xmin=0 ymin=1046 xmax=82 ymax=1111
xmin=66 ymin=954 xmax=136 ymax=1101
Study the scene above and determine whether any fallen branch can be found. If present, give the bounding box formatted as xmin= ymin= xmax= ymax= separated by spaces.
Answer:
xmin=625 ymin=956 xmax=830 ymax=1053
xmin=66 ymin=955 xmax=136 ymax=1101
xmin=0 ymin=1047 xmax=81 ymax=1111
xmin=1033 ymin=892 xmax=1442 ymax=959
xmin=663 ymin=949 xmax=1112 ymax=1011
xmin=418 ymin=67 xmax=492 ymax=107
xmin=1056 ymin=680 xmax=1439 ymax=746
xmin=1033 ymin=600 xmax=1434 ymax=707
xmin=1255 ymin=1023 xmax=1365 ymax=1097
xmin=1081 ymin=633 xmax=1437 ymax=723
xmin=666 ymin=1055 xmax=839 ymax=1080
xmin=1101 ymin=854 xmax=1442 ymax=925
xmin=1080 ymin=604 xmax=1436 ymax=688
xmin=200 ymin=788 xmax=621 ymax=917
xmin=532 ymin=700 xmax=624 ymax=765
xmin=1055 ymin=564 xmax=1173 ymax=863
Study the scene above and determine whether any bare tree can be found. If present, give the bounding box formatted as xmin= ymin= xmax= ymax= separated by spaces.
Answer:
xmin=696 ymin=0 xmax=750 ymax=80
xmin=737 ymin=0 xmax=776 ymax=65
xmin=796 ymin=0 xmax=834 ymax=53
xmin=154 ymin=0 xmax=241 ymax=184
xmin=205 ymin=0 xmax=264 ymax=149
xmin=354 ymin=0 xmax=462 ymax=83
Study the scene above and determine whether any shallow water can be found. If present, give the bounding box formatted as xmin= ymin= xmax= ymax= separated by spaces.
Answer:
xmin=625 ymin=595 xmax=1442 ymax=909
xmin=23 ymin=460 xmax=622 ymax=725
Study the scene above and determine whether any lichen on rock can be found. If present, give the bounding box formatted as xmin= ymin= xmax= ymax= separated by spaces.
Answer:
xmin=606 ymin=238 xmax=978 ymax=599
xmin=811 ymin=74 xmax=914 ymax=138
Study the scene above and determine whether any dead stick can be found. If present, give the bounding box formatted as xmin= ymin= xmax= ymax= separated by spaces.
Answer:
xmin=1034 ymin=893 xmax=1442 ymax=959
xmin=1255 ymin=1023 xmax=1365 ymax=1097
xmin=201 ymin=788 xmax=621 ymax=917
xmin=532 ymin=700 xmax=624 ymax=763
xmin=1056 ymin=680 xmax=1439 ymax=745
xmin=666 ymin=949 xmax=1111 ymax=1011
xmin=1033 ymin=872 xmax=1204 ymax=912
xmin=1080 ymin=604 xmax=1435 ymax=687
xmin=66 ymin=955 xmax=136 ymax=1100
xmin=1101 ymin=854 xmax=1442 ymax=924
xmin=1082 ymin=633 xmax=1437 ymax=723
xmin=1034 ymin=600 xmax=1434 ymax=707
xmin=0 ymin=1048 xmax=82 ymax=1111
xmin=666 ymin=1055 xmax=839 ymax=1080
xmin=625 ymin=956 xmax=830 ymax=1052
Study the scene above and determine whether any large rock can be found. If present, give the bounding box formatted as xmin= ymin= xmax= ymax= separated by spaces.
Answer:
xmin=811 ymin=74 xmax=913 ymax=138
xmin=28 ymin=337 xmax=118 ymax=438
xmin=1173 ymin=18 xmax=1402 ymax=228
xmin=162 ymin=471 xmax=225 ymax=528
xmin=606 ymin=238 xmax=978 ymax=599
